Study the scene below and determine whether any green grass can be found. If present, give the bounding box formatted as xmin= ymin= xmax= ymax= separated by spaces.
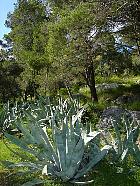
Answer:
xmin=0 ymin=140 xmax=20 ymax=169
xmin=126 ymin=101 xmax=140 ymax=111
xmin=96 ymin=75 xmax=140 ymax=85
xmin=79 ymin=75 xmax=140 ymax=112
xmin=0 ymin=140 xmax=41 ymax=186
xmin=88 ymin=160 xmax=140 ymax=186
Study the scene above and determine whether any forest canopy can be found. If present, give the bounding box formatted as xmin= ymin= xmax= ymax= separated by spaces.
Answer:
xmin=0 ymin=0 xmax=139 ymax=102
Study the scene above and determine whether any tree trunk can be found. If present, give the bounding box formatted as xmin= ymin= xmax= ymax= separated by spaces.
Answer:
xmin=133 ymin=24 xmax=140 ymax=56
xmin=85 ymin=63 xmax=98 ymax=102
xmin=136 ymin=38 xmax=140 ymax=56
xmin=89 ymin=80 xmax=98 ymax=102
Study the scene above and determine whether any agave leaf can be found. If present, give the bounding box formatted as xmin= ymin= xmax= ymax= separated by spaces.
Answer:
xmin=55 ymin=117 xmax=69 ymax=172
xmin=122 ymin=115 xmax=131 ymax=138
xmin=88 ymin=143 xmax=101 ymax=158
xmin=54 ymin=118 xmax=85 ymax=180
xmin=66 ymin=120 xmax=80 ymax=160
xmin=74 ymin=137 xmax=84 ymax=153
xmin=15 ymin=119 xmax=36 ymax=144
xmin=65 ymin=124 xmax=77 ymax=169
xmin=72 ymin=108 xmax=84 ymax=126
xmin=121 ymin=148 xmax=129 ymax=161
xmin=4 ymin=132 xmax=46 ymax=161
xmin=42 ymin=164 xmax=56 ymax=176
xmin=75 ymin=120 xmax=81 ymax=136
xmin=4 ymin=133 xmax=38 ymax=156
xmin=70 ymin=180 xmax=94 ymax=185
xmin=60 ymin=134 xmax=85 ymax=179
xmin=24 ymin=111 xmax=36 ymax=121
xmin=74 ymin=145 xmax=111 ymax=179
xmin=15 ymin=117 xmax=55 ymax=162
xmin=132 ymin=126 xmax=139 ymax=143
xmin=82 ymin=131 xmax=101 ymax=145
xmin=123 ymin=127 xmax=139 ymax=151
xmin=42 ymin=165 xmax=48 ymax=175
xmin=7 ymin=169 xmax=38 ymax=177
xmin=111 ymin=119 xmax=123 ymax=155
xmin=30 ymin=122 xmax=44 ymax=145
xmin=0 ymin=160 xmax=15 ymax=168
xmin=132 ymin=143 xmax=140 ymax=164
xmin=55 ymin=127 xmax=66 ymax=172
xmin=9 ymin=162 xmax=43 ymax=170
xmin=35 ymin=120 xmax=59 ymax=166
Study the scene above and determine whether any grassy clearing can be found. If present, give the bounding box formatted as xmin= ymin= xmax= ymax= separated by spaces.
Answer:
xmin=96 ymin=75 xmax=140 ymax=85
xmin=79 ymin=75 xmax=140 ymax=112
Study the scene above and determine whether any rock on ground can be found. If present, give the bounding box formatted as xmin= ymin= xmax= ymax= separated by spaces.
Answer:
xmin=99 ymin=107 xmax=140 ymax=129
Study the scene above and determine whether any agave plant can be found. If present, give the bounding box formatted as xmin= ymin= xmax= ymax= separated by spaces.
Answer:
xmin=3 ymin=98 xmax=111 ymax=185
xmin=0 ymin=101 xmax=16 ymax=132
xmin=28 ymin=96 xmax=82 ymax=127
xmin=102 ymin=115 xmax=140 ymax=162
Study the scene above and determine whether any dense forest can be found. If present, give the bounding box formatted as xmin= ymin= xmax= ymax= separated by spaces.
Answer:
xmin=0 ymin=1 xmax=140 ymax=185
xmin=0 ymin=0 xmax=139 ymax=102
